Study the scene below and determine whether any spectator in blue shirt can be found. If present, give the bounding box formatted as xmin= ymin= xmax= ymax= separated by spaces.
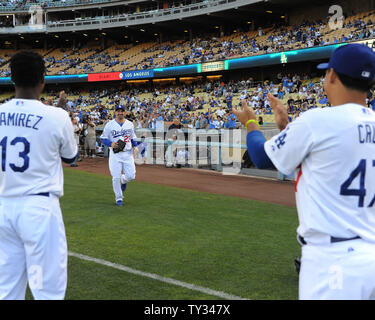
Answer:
xmin=370 ymin=97 xmax=375 ymax=111
xmin=319 ymin=95 xmax=328 ymax=104
xmin=226 ymin=95 xmax=233 ymax=109
xmin=225 ymin=112 xmax=237 ymax=129
xmin=282 ymin=77 xmax=289 ymax=87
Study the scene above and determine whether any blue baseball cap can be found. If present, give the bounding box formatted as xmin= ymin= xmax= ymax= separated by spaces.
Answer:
xmin=317 ymin=44 xmax=375 ymax=82
xmin=115 ymin=105 xmax=125 ymax=111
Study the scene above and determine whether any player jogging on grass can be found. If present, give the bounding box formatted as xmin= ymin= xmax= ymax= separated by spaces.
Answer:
xmin=234 ymin=43 xmax=375 ymax=300
xmin=0 ymin=51 xmax=77 ymax=299
xmin=100 ymin=105 xmax=138 ymax=206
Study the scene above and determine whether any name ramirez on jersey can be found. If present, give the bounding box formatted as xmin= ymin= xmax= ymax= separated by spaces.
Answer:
xmin=0 ymin=111 xmax=43 ymax=130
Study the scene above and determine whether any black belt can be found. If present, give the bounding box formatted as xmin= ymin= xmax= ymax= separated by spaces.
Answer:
xmin=31 ymin=192 xmax=50 ymax=197
xmin=298 ymin=235 xmax=360 ymax=245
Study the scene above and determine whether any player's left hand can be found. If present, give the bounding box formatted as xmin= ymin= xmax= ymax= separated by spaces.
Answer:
xmin=133 ymin=147 xmax=138 ymax=158
xmin=233 ymin=100 xmax=257 ymax=127
xmin=56 ymin=90 xmax=68 ymax=109
xmin=59 ymin=90 xmax=67 ymax=100
xmin=267 ymin=93 xmax=289 ymax=130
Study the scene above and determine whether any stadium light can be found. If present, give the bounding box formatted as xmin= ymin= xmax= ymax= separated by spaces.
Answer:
xmin=153 ymin=78 xmax=176 ymax=82
xmin=266 ymin=10 xmax=272 ymax=13
xmin=127 ymin=80 xmax=149 ymax=83
xmin=207 ymin=75 xmax=222 ymax=79
xmin=180 ymin=77 xmax=201 ymax=80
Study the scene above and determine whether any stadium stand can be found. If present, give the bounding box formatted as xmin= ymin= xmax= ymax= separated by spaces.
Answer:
xmin=1 ymin=8 xmax=374 ymax=75
xmin=0 ymin=1 xmax=375 ymax=129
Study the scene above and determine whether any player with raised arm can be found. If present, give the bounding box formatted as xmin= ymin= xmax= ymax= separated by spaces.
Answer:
xmin=100 ymin=106 xmax=138 ymax=206
xmin=234 ymin=44 xmax=375 ymax=300
xmin=0 ymin=51 xmax=77 ymax=300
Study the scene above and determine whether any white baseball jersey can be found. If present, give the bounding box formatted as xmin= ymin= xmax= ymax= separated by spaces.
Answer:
xmin=100 ymin=118 xmax=137 ymax=202
xmin=0 ymin=99 xmax=77 ymax=198
xmin=264 ymin=104 xmax=375 ymax=245
xmin=100 ymin=118 xmax=137 ymax=156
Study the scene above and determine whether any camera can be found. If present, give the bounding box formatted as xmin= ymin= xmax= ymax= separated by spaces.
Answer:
xmin=82 ymin=115 xmax=89 ymax=124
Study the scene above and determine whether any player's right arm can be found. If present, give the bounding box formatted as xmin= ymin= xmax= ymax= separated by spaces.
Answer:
xmin=60 ymin=111 xmax=78 ymax=163
xmin=100 ymin=121 xmax=117 ymax=149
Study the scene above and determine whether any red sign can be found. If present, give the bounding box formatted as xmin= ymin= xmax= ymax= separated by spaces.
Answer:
xmin=88 ymin=72 xmax=123 ymax=82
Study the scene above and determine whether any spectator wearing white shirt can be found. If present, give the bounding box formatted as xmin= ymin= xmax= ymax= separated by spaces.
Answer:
xmin=215 ymin=106 xmax=226 ymax=118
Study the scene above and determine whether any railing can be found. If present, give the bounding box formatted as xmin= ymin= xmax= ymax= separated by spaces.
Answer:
xmin=0 ymin=0 xmax=256 ymax=33
xmin=0 ymin=0 xmax=120 ymax=12
xmin=118 ymin=128 xmax=281 ymax=178
xmin=130 ymin=127 xmax=279 ymax=172
xmin=45 ymin=0 xmax=256 ymax=32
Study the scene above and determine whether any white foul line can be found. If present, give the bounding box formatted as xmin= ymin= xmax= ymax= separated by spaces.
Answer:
xmin=68 ymin=251 xmax=248 ymax=300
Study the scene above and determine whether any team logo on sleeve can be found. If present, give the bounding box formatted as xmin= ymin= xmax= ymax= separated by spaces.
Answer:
xmin=274 ymin=127 xmax=290 ymax=149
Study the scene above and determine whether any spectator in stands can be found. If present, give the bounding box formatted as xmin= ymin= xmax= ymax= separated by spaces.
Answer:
xmin=83 ymin=116 xmax=97 ymax=158
xmin=318 ymin=94 xmax=328 ymax=105
xmin=215 ymin=106 xmax=226 ymax=118
xmin=197 ymin=113 xmax=208 ymax=129
xmin=225 ymin=111 xmax=237 ymax=129
xmin=70 ymin=117 xmax=82 ymax=167
xmin=155 ymin=113 xmax=164 ymax=130
xmin=168 ymin=117 xmax=183 ymax=130
xmin=369 ymin=93 xmax=375 ymax=111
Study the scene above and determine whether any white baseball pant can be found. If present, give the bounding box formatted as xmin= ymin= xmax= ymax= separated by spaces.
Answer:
xmin=0 ymin=194 xmax=67 ymax=300
xmin=109 ymin=152 xmax=136 ymax=202
xmin=299 ymin=239 xmax=375 ymax=300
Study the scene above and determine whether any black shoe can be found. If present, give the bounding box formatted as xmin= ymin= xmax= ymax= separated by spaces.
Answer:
xmin=70 ymin=163 xmax=78 ymax=167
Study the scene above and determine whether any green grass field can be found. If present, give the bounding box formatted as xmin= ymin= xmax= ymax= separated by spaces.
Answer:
xmin=59 ymin=168 xmax=300 ymax=300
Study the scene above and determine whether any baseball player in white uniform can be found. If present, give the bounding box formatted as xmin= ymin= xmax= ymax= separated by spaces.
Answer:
xmin=100 ymin=106 xmax=137 ymax=206
xmin=0 ymin=51 xmax=77 ymax=300
xmin=234 ymin=44 xmax=375 ymax=300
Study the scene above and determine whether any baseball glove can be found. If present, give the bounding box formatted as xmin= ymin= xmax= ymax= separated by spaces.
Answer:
xmin=113 ymin=140 xmax=126 ymax=153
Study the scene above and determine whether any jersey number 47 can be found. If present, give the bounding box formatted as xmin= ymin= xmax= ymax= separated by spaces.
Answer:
xmin=340 ymin=159 xmax=375 ymax=208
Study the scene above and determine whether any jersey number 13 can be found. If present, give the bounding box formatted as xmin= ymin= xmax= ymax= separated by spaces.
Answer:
xmin=0 ymin=136 xmax=30 ymax=173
